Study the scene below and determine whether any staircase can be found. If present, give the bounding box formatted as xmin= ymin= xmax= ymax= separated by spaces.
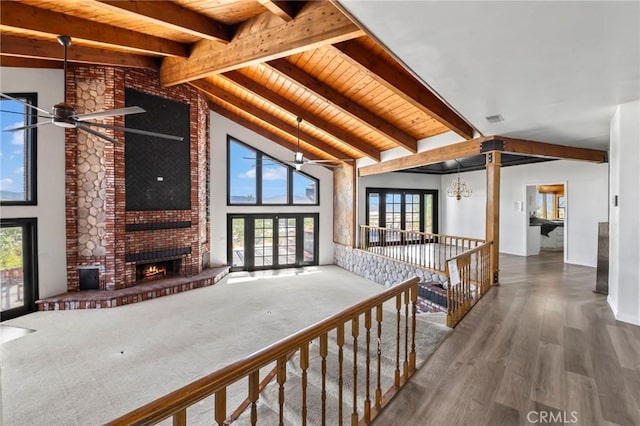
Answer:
xmin=232 ymin=312 xmax=449 ymax=425
xmin=107 ymin=277 xmax=451 ymax=426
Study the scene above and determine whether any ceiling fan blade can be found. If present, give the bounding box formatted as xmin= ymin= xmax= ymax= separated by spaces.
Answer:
xmin=3 ymin=121 xmax=53 ymax=132
xmin=76 ymin=122 xmax=120 ymax=144
xmin=0 ymin=92 xmax=51 ymax=115
xmin=79 ymin=121 xmax=183 ymax=141
xmin=0 ymin=110 xmax=52 ymax=120
xmin=76 ymin=106 xmax=145 ymax=121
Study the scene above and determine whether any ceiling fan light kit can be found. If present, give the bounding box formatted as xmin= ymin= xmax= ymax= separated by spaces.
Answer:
xmin=1 ymin=35 xmax=183 ymax=144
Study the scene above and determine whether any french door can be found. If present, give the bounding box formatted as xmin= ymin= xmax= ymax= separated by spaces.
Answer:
xmin=228 ymin=213 xmax=318 ymax=271
xmin=1 ymin=218 xmax=38 ymax=321
xmin=365 ymin=188 xmax=438 ymax=246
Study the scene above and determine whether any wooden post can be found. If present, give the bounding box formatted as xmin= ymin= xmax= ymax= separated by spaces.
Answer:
xmin=486 ymin=151 xmax=501 ymax=284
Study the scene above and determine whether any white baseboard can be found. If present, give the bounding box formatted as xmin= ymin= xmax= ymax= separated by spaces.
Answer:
xmin=607 ymin=296 xmax=640 ymax=326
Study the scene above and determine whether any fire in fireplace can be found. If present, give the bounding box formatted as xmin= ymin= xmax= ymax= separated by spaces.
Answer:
xmin=136 ymin=259 xmax=181 ymax=282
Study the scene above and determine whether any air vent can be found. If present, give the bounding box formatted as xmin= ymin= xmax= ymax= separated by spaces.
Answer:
xmin=485 ymin=114 xmax=504 ymax=123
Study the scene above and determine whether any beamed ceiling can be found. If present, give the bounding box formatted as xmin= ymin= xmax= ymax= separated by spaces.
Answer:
xmin=0 ymin=0 xmax=476 ymax=166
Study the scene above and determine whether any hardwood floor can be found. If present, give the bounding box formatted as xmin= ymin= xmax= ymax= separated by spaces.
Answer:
xmin=373 ymin=251 xmax=640 ymax=426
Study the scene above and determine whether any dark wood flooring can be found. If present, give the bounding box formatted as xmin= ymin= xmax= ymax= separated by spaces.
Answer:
xmin=373 ymin=251 xmax=640 ymax=426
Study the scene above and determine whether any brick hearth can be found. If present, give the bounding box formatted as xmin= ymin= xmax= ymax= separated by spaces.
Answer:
xmin=37 ymin=267 xmax=228 ymax=310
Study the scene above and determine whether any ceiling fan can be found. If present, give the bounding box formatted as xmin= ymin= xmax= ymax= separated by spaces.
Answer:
xmin=288 ymin=117 xmax=352 ymax=170
xmin=0 ymin=35 xmax=183 ymax=144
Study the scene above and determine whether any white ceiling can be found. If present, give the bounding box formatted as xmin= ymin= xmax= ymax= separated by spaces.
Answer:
xmin=340 ymin=1 xmax=640 ymax=150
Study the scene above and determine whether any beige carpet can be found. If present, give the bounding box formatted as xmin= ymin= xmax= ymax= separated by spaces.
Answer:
xmin=0 ymin=266 xmax=449 ymax=426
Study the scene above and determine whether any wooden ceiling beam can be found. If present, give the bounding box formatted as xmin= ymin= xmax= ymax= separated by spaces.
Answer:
xmin=334 ymin=39 xmax=474 ymax=140
xmin=160 ymin=2 xmax=364 ymax=86
xmin=497 ymin=137 xmax=607 ymax=163
xmin=95 ymin=1 xmax=232 ymax=43
xmin=208 ymin=101 xmax=327 ymax=164
xmin=257 ymin=0 xmax=300 ymax=21
xmin=190 ymin=79 xmax=354 ymax=162
xmin=0 ymin=35 xmax=160 ymax=69
xmin=267 ymin=58 xmax=418 ymax=153
xmin=358 ymin=135 xmax=608 ymax=176
xmin=222 ymin=70 xmax=381 ymax=161
xmin=0 ymin=2 xmax=188 ymax=57
xmin=358 ymin=137 xmax=491 ymax=176
xmin=0 ymin=56 xmax=62 ymax=69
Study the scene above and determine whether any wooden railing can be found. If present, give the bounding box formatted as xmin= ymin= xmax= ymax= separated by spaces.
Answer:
xmin=107 ymin=277 xmax=420 ymax=426
xmin=445 ymin=242 xmax=492 ymax=327
xmin=358 ymin=225 xmax=485 ymax=274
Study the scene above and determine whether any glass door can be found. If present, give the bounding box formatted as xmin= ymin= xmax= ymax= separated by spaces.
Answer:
xmin=1 ymin=218 xmax=37 ymax=321
xmin=253 ymin=218 xmax=274 ymax=268
xmin=278 ymin=217 xmax=297 ymax=267
xmin=228 ymin=214 xmax=318 ymax=271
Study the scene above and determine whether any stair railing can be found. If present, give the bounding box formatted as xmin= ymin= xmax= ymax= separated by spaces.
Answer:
xmin=107 ymin=277 xmax=420 ymax=426
xmin=445 ymin=242 xmax=493 ymax=327
xmin=358 ymin=225 xmax=485 ymax=273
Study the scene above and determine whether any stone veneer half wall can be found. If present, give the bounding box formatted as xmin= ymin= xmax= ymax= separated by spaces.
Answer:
xmin=334 ymin=243 xmax=448 ymax=288
xmin=65 ymin=65 xmax=210 ymax=291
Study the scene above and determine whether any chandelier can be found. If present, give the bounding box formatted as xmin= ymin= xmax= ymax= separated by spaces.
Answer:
xmin=446 ymin=160 xmax=472 ymax=200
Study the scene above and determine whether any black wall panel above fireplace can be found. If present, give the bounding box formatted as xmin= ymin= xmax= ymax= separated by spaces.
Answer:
xmin=124 ymin=88 xmax=191 ymax=211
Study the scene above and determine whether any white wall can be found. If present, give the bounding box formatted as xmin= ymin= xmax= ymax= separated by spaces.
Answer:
xmin=440 ymin=169 xmax=486 ymax=240
xmin=608 ymin=99 xmax=640 ymax=325
xmin=439 ymin=161 xmax=608 ymax=266
xmin=209 ymin=112 xmax=334 ymax=266
xmin=0 ymin=68 xmax=68 ymax=298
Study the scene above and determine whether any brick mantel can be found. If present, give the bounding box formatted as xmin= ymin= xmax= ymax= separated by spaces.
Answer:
xmin=65 ymin=65 xmax=210 ymax=291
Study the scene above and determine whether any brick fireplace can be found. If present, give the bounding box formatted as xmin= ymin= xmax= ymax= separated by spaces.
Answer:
xmin=64 ymin=65 xmax=210 ymax=292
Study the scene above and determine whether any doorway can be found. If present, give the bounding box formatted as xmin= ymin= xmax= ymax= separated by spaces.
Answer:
xmin=525 ymin=183 xmax=566 ymax=260
xmin=228 ymin=213 xmax=318 ymax=271
xmin=1 ymin=218 xmax=38 ymax=321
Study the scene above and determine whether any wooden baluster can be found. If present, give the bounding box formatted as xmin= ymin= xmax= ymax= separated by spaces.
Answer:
xmin=337 ymin=323 xmax=345 ymax=426
xmin=173 ymin=409 xmax=186 ymax=426
xmin=394 ymin=294 xmax=401 ymax=389
xmin=351 ymin=316 xmax=359 ymax=426
xmin=475 ymin=252 xmax=480 ymax=298
xmin=409 ymin=284 xmax=417 ymax=372
xmin=403 ymin=288 xmax=410 ymax=379
xmin=320 ymin=333 xmax=328 ymax=426
xmin=375 ymin=305 xmax=383 ymax=410
xmin=300 ymin=341 xmax=309 ymax=426
xmin=214 ymin=388 xmax=226 ymax=426
xmin=249 ymin=371 xmax=259 ymax=426
xmin=277 ymin=355 xmax=287 ymax=426
xmin=364 ymin=310 xmax=372 ymax=423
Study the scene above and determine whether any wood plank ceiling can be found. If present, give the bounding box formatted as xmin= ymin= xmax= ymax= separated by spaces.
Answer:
xmin=0 ymin=0 xmax=474 ymax=165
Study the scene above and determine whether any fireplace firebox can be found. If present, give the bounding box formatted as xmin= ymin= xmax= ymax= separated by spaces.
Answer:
xmin=136 ymin=259 xmax=182 ymax=282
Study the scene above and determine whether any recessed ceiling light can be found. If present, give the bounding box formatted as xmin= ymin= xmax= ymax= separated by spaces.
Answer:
xmin=485 ymin=114 xmax=504 ymax=123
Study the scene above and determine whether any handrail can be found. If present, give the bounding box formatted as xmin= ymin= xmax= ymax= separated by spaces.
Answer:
xmin=358 ymin=225 xmax=486 ymax=274
xmin=445 ymin=241 xmax=493 ymax=327
xmin=107 ymin=276 xmax=420 ymax=425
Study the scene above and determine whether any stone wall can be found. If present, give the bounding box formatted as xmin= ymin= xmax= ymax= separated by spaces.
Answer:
xmin=333 ymin=165 xmax=355 ymax=246
xmin=334 ymin=243 xmax=448 ymax=288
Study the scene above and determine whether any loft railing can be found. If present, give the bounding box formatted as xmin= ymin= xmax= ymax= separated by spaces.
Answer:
xmin=358 ymin=225 xmax=485 ymax=273
xmin=107 ymin=277 xmax=420 ymax=426
xmin=445 ymin=242 xmax=492 ymax=327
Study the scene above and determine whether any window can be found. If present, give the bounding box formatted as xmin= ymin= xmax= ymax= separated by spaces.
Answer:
xmin=1 ymin=218 xmax=38 ymax=321
xmin=227 ymin=137 xmax=319 ymax=206
xmin=1 ymin=93 xmax=37 ymax=205
xmin=366 ymin=188 xmax=438 ymax=234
